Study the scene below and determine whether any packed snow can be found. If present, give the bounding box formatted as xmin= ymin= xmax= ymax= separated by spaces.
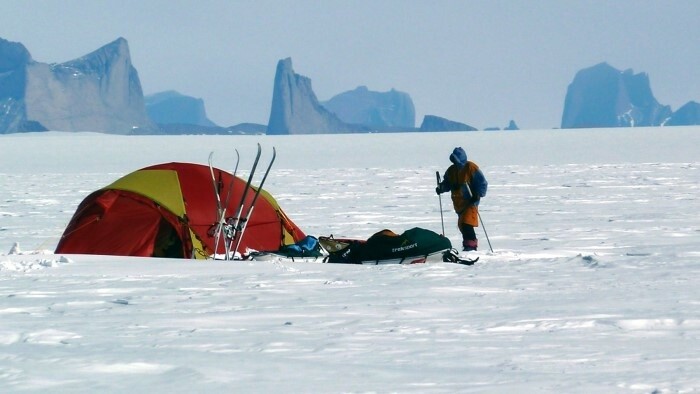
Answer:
xmin=1 ymin=127 xmax=699 ymax=393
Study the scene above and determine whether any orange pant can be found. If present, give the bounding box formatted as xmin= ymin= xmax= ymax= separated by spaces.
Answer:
xmin=458 ymin=206 xmax=479 ymax=228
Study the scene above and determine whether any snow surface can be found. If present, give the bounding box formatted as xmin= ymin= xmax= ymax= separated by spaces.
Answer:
xmin=1 ymin=127 xmax=700 ymax=393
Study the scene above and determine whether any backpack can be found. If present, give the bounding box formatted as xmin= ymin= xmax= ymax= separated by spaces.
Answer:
xmin=278 ymin=235 xmax=323 ymax=257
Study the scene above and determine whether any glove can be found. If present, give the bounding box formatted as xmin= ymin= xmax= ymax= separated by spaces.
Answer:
xmin=470 ymin=194 xmax=481 ymax=205
xmin=435 ymin=186 xmax=442 ymax=195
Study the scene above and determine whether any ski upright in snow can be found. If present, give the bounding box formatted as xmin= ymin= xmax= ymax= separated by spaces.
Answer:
xmin=221 ymin=149 xmax=240 ymax=257
xmin=223 ymin=143 xmax=262 ymax=258
xmin=208 ymin=152 xmax=226 ymax=257
xmin=208 ymin=144 xmax=278 ymax=259
xmin=208 ymin=150 xmax=241 ymax=258
xmin=232 ymin=146 xmax=277 ymax=255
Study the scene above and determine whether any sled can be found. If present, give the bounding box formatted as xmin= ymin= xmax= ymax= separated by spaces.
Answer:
xmin=319 ymin=227 xmax=452 ymax=265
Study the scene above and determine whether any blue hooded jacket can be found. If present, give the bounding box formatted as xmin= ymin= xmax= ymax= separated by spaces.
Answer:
xmin=440 ymin=147 xmax=488 ymax=201
xmin=450 ymin=147 xmax=468 ymax=167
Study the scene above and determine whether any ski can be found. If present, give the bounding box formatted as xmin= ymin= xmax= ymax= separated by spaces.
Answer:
xmin=232 ymin=146 xmax=276 ymax=255
xmin=221 ymin=149 xmax=240 ymax=258
xmin=455 ymin=256 xmax=479 ymax=265
xmin=222 ymin=149 xmax=240 ymax=211
xmin=442 ymin=248 xmax=479 ymax=265
xmin=225 ymin=143 xmax=262 ymax=258
xmin=208 ymin=152 xmax=226 ymax=258
xmin=208 ymin=152 xmax=223 ymax=212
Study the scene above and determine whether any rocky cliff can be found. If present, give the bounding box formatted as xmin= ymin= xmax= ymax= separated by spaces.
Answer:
xmin=145 ymin=90 xmax=217 ymax=127
xmin=419 ymin=115 xmax=476 ymax=132
xmin=504 ymin=120 xmax=520 ymax=130
xmin=322 ymin=86 xmax=415 ymax=130
xmin=1 ymin=37 xmax=156 ymax=134
xmin=665 ymin=101 xmax=700 ymax=126
xmin=561 ymin=62 xmax=672 ymax=129
xmin=0 ymin=38 xmax=38 ymax=133
xmin=267 ymin=58 xmax=366 ymax=134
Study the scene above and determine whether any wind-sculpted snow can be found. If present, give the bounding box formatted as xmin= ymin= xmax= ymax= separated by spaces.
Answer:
xmin=0 ymin=255 xmax=72 ymax=272
xmin=1 ymin=128 xmax=699 ymax=392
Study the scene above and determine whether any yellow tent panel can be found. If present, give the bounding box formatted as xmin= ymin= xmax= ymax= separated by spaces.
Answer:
xmin=107 ymin=170 xmax=186 ymax=216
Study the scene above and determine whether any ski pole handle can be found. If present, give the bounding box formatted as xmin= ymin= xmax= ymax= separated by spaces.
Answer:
xmin=435 ymin=171 xmax=445 ymax=236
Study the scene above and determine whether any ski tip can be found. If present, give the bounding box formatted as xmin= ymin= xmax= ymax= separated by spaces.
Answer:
xmin=460 ymin=256 xmax=479 ymax=265
xmin=442 ymin=249 xmax=478 ymax=265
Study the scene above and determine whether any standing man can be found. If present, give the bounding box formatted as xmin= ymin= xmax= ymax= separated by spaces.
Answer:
xmin=436 ymin=147 xmax=488 ymax=251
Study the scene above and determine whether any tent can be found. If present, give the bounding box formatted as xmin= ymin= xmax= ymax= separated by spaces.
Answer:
xmin=55 ymin=162 xmax=306 ymax=259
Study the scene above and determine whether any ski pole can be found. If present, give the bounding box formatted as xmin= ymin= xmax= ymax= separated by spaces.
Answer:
xmin=464 ymin=181 xmax=494 ymax=253
xmin=477 ymin=211 xmax=494 ymax=253
xmin=435 ymin=171 xmax=445 ymax=236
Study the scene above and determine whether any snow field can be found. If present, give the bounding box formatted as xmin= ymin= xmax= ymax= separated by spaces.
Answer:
xmin=1 ymin=128 xmax=699 ymax=392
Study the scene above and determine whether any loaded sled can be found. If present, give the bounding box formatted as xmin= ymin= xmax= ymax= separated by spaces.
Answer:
xmin=249 ymin=227 xmax=477 ymax=265
xmin=320 ymin=227 xmax=450 ymax=265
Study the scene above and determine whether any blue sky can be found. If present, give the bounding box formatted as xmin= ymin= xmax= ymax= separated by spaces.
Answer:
xmin=2 ymin=0 xmax=698 ymax=130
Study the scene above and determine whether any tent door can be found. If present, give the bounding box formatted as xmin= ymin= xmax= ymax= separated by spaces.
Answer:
xmin=152 ymin=219 xmax=184 ymax=258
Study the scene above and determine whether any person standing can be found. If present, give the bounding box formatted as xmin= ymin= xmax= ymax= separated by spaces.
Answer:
xmin=436 ymin=147 xmax=488 ymax=251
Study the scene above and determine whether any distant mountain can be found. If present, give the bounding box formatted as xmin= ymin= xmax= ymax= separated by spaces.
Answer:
xmin=139 ymin=122 xmax=266 ymax=135
xmin=561 ymin=62 xmax=672 ymax=128
xmin=145 ymin=91 xmax=218 ymax=128
xmin=505 ymin=120 xmax=519 ymax=130
xmin=267 ymin=58 xmax=366 ymax=134
xmin=664 ymin=101 xmax=700 ymax=126
xmin=142 ymin=91 xmax=264 ymax=134
xmin=0 ymin=38 xmax=46 ymax=133
xmin=322 ymin=86 xmax=415 ymax=130
xmin=6 ymin=36 xmax=698 ymax=135
xmin=0 ymin=37 xmax=157 ymax=134
xmin=419 ymin=115 xmax=476 ymax=132
xmin=227 ymin=123 xmax=268 ymax=134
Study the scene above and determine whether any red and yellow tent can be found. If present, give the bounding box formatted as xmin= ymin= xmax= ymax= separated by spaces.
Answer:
xmin=55 ymin=162 xmax=306 ymax=259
